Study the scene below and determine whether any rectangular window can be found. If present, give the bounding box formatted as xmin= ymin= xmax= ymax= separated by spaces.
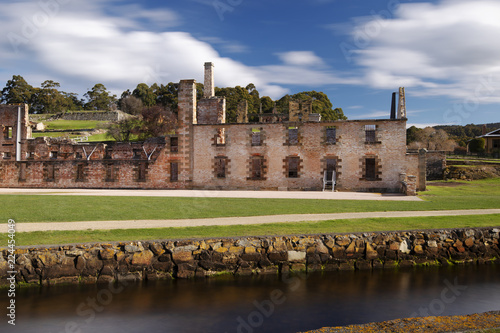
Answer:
xmin=76 ymin=164 xmax=85 ymax=181
xmin=288 ymin=157 xmax=299 ymax=178
xmin=215 ymin=157 xmax=227 ymax=178
xmin=4 ymin=126 xmax=12 ymax=139
xmin=133 ymin=149 xmax=142 ymax=159
xmin=46 ymin=164 xmax=55 ymax=181
xmin=75 ymin=152 xmax=82 ymax=159
xmin=251 ymin=129 xmax=261 ymax=146
xmin=251 ymin=157 xmax=263 ymax=179
xmin=137 ymin=163 xmax=147 ymax=182
xmin=288 ymin=127 xmax=298 ymax=145
xmin=50 ymin=151 xmax=58 ymax=159
xmin=365 ymin=158 xmax=376 ymax=180
xmin=3 ymin=152 xmax=11 ymax=159
xmin=106 ymin=164 xmax=115 ymax=182
xmin=170 ymin=137 xmax=179 ymax=153
xmin=493 ymin=139 xmax=500 ymax=148
xmin=365 ymin=125 xmax=376 ymax=143
xmin=326 ymin=127 xmax=336 ymax=144
xmin=170 ymin=162 xmax=178 ymax=181
xmin=216 ymin=128 xmax=226 ymax=145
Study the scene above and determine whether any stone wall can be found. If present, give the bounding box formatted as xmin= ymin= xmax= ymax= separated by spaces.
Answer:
xmin=52 ymin=111 xmax=131 ymax=122
xmin=1 ymin=227 xmax=498 ymax=286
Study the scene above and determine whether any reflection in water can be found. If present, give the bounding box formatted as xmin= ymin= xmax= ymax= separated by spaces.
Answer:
xmin=1 ymin=265 xmax=499 ymax=333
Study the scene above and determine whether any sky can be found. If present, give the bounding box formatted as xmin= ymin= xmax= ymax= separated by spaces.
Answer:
xmin=1 ymin=0 xmax=499 ymax=127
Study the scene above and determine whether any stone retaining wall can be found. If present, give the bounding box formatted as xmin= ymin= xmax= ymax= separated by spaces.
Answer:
xmin=1 ymin=227 xmax=499 ymax=286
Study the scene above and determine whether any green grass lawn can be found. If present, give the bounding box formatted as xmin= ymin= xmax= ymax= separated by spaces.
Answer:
xmin=43 ymin=120 xmax=108 ymax=130
xmin=2 ymin=214 xmax=499 ymax=246
xmin=1 ymin=178 xmax=499 ymax=223
xmin=0 ymin=178 xmax=499 ymax=246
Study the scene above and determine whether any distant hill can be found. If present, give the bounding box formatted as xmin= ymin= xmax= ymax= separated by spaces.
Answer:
xmin=432 ymin=122 xmax=500 ymax=147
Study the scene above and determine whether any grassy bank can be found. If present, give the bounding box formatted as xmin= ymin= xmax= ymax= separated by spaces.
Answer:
xmin=1 ymin=178 xmax=499 ymax=223
xmin=2 ymin=214 xmax=499 ymax=246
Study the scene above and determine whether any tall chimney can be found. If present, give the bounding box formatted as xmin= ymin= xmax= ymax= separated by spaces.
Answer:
xmin=397 ymin=87 xmax=406 ymax=119
xmin=204 ymin=62 xmax=214 ymax=98
xmin=390 ymin=92 xmax=396 ymax=119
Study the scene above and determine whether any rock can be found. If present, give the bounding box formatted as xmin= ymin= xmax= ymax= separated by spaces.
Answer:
xmin=365 ymin=243 xmax=378 ymax=260
xmin=124 ymin=244 xmax=143 ymax=253
xmin=149 ymin=243 xmax=165 ymax=256
xmin=465 ymin=238 xmax=475 ymax=248
xmin=427 ymin=240 xmax=438 ymax=248
xmin=37 ymin=253 xmax=58 ymax=266
xmin=336 ymin=236 xmax=350 ymax=247
xmin=399 ymin=240 xmax=411 ymax=254
xmin=99 ymin=248 xmax=115 ymax=260
xmin=132 ymin=250 xmax=154 ymax=266
xmin=287 ymin=251 xmax=306 ymax=262
xmin=413 ymin=245 xmax=424 ymax=254
xmin=229 ymin=246 xmax=244 ymax=254
xmin=244 ymin=247 xmax=256 ymax=254
xmin=172 ymin=251 xmax=193 ymax=264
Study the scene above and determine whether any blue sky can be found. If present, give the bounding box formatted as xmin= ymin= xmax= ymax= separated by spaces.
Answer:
xmin=1 ymin=0 xmax=499 ymax=127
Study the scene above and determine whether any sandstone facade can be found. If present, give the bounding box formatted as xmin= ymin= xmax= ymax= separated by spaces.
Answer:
xmin=0 ymin=63 xmax=427 ymax=193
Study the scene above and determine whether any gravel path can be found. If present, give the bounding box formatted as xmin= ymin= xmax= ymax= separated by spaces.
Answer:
xmin=2 ymin=209 xmax=499 ymax=232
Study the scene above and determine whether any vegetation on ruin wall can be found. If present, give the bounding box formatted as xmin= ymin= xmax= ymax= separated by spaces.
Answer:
xmin=0 ymin=179 xmax=499 ymax=224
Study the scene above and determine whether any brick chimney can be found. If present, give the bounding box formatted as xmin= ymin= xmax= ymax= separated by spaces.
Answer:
xmin=204 ymin=62 xmax=214 ymax=98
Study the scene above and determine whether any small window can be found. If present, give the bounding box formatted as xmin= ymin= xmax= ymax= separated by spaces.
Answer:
xmin=3 ymin=152 xmax=11 ymax=159
xmin=250 ymin=156 xmax=263 ymax=179
xmin=106 ymin=163 xmax=115 ymax=182
xmin=251 ymin=129 xmax=261 ymax=146
xmin=215 ymin=157 xmax=227 ymax=178
xmin=216 ymin=128 xmax=225 ymax=146
xmin=26 ymin=152 xmax=35 ymax=159
xmin=493 ymin=139 xmax=500 ymax=148
xmin=75 ymin=152 xmax=82 ymax=159
xmin=170 ymin=162 xmax=178 ymax=181
xmin=76 ymin=164 xmax=85 ymax=181
xmin=4 ymin=126 xmax=12 ymax=140
xmin=50 ymin=151 xmax=58 ymax=159
xmin=365 ymin=158 xmax=376 ymax=180
xmin=365 ymin=125 xmax=376 ymax=143
xmin=326 ymin=127 xmax=336 ymax=144
xmin=170 ymin=137 xmax=179 ymax=153
xmin=137 ymin=162 xmax=147 ymax=182
xmin=287 ymin=157 xmax=300 ymax=178
xmin=288 ymin=127 xmax=298 ymax=145
xmin=46 ymin=163 xmax=55 ymax=181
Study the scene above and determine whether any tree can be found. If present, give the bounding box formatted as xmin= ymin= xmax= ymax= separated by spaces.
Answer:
xmin=84 ymin=84 xmax=117 ymax=110
xmin=260 ymin=96 xmax=274 ymax=113
xmin=1 ymin=75 xmax=33 ymax=105
xmin=106 ymin=105 xmax=177 ymax=142
xmin=120 ymin=96 xmax=143 ymax=115
xmin=31 ymin=80 xmax=65 ymax=113
xmin=154 ymin=82 xmax=179 ymax=110
xmin=406 ymin=126 xmax=422 ymax=145
xmin=408 ymin=127 xmax=457 ymax=151
xmin=132 ymin=83 xmax=156 ymax=107
xmin=469 ymin=138 xmax=485 ymax=154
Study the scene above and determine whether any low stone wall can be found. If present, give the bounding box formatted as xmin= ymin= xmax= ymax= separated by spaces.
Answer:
xmin=49 ymin=111 xmax=131 ymax=122
xmin=1 ymin=227 xmax=499 ymax=286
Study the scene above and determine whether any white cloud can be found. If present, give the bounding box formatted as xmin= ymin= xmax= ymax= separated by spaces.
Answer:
xmin=347 ymin=0 xmax=500 ymax=103
xmin=276 ymin=51 xmax=325 ymax=67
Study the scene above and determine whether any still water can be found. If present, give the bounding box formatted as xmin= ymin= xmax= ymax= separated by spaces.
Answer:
xmin=2 ymin=265 xmax=500 ymax=333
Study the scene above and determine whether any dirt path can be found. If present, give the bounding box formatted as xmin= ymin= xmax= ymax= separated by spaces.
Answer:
xmin=2 ymin=209 xmax=499 ymax=233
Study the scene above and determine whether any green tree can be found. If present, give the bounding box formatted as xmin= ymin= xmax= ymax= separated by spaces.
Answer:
xmin=1 ymin=75 xmax=33 ymax=105
xmin=84 ymin=84 xmax=117 ymax=110
xmin=133 ymin=83 xmax=156 ymax=107
xmin=260 ymin=96 xmax=274 ymax=113
xmin=469 ymin=138 xmax=485 ymax=154
xmin=406 ymin=126 xmax=423 ymax=145
xmin=154 ymin=82 xmax=179 ymax=110
xmin=31 ymin=80 xmax=66 ymax=113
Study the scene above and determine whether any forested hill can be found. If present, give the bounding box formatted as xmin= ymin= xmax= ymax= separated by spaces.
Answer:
xmin=433 ymin=123 xmax=500 ymax=146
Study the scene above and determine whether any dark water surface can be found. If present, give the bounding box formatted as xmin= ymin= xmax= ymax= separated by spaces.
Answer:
xmin=2 ymin=265 xmax=500 ymax=333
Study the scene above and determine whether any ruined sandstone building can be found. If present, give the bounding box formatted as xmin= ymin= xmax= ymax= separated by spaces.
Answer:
xmin=0 ymin=63 xmax=426 ymax=194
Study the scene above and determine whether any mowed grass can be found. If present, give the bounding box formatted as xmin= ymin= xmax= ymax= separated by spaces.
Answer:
xmin=0 ymin=178 xmax=499 ymax=246
xmin=43 ymin=120 xmax=108 ymax=130
xmin=2 ymin=214 xmax=499 ymax=246
xmin=1 ymin=178 xmax=499 ymax=223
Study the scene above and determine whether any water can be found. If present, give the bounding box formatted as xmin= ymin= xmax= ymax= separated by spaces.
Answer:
xmin=2 ymin=265 xmax=500 ymax=333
